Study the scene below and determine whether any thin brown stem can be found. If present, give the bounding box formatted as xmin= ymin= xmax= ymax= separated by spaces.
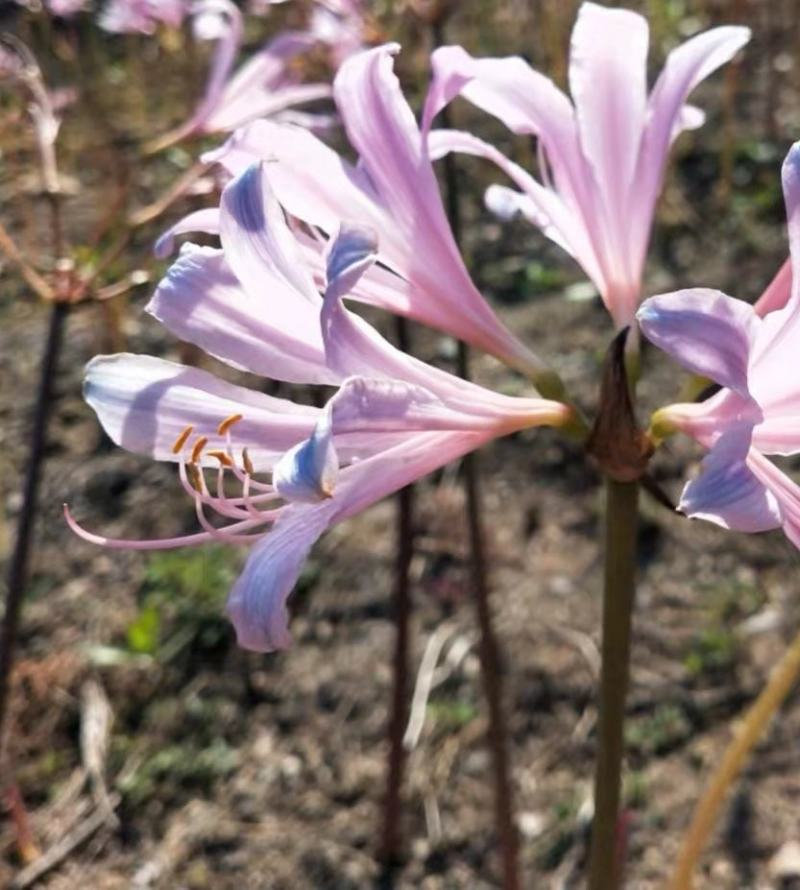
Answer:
xmin=458 ymin=343 xmax=520 ymax=890
xmin=429 ymin=16 xmax=520 ymax=883
xmin=0 ymin=299 xmax=69 ymax=766
xmin=379 ymin=317 xmax=416 ymax=873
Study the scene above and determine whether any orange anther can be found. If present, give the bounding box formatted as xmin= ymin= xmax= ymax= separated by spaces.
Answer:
xmin=171 ymin=424 xmax=194 ymax=455
xmin=241 ymin=447 xmax=255 ymax=476
xmin=190 ymin=435 xmax=209 ymax=464
xmin=217 ymin=413 xmax=243 ymax=436
xmin=185 ymin=463 xmax=203 ymax=492
xmin=206 ymin=449 xmax=234 ymax=468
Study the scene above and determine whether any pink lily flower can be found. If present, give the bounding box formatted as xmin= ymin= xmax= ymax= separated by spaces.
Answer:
xmin=46 ymin=0 xmax=89 ymax=17
xmin=637 ymin=143 xmax=800 ymax=546
xmin=204 ymin=44 xmax=550 ymax=385
xmin=310 ymin=0 xmax=365 ymax=68
xmin=148 ymin=0 xmax=332 ymax=152
xmin=423 ymin=2 xmax=750 ymax=328
xmin=68 ymin=163 xmax=569 ymax=651
xmin=100 ymin=0 xmax=188 ymax=33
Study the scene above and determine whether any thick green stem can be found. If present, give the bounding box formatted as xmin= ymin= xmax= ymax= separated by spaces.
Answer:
xmin=588 ymin=477 xmax=639 ymax=890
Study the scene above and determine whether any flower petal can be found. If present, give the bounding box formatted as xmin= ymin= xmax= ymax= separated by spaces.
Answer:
xmin=569 ymin=2 xmax=649 ymax=229
xmin=147 ymin=244 xmax=338 ymax=384
xmin=680 ymin=428 xmax=781 ymax=532
xmin=227 ymin=502 xmax=335 ymax=651
xmin=84 ymin=353 xmax=318 ymax=469
xmin=227 ymin=427 xmax=493 ymax=651
xmin=630 ymin=24 xmax=750 ymax=256
xmin=273 ymin=410 xmax=338 ymax=503
xmin=206 ymin=120 xmax=387 ymax=249
xmin=155 ymin=208 xmax=220 ymax=259
xmin=637 ymin=288 xmax=761 ymax=397
xmin=220 ymin=161 xmax=318 ymax=302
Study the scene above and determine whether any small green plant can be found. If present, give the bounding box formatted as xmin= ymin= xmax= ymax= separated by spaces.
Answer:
xmin=684 ymin=628 xmax=738 ymax=680
xmin=126 ymin=545 xmax=241 ymax=658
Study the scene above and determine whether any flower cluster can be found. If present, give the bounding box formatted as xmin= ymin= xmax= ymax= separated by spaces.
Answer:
xmin=71 ymin=2 xmax=776 ymax=654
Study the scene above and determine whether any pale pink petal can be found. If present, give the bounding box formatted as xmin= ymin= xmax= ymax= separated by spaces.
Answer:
xmin=147 ymin=244 xmax=339 ymax=385
xmin=273 ymin=409 xmax=338 ymax=503
xmin=227 ymin=428 xmax=492 ymax=651
xmin=333 ymin=45 xmax=545 ymax=376
xmin=155 ymin=208 xmax=220 ymax=259
xmin=679 ymin=427 xmax=781 ymax=532
xmin=84 ymin=354 xmax=318 ymax=469
xmin=753 ymin=258 xmax=792 ymax=318
xmin=220 ymin=162 xmax=319 ymax=303
xmin=637 ymin=288 xmax=762 ymax=398
xmin=629 ymin=24 xmax=750 ymax=261
xmin=206 ymin=119 xmax=390 ymax=251
xmin=569 ymin=3 xmax=649 ymax=239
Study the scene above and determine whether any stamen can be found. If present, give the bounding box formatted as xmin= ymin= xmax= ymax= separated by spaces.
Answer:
xmin=217 ymin=413 xmax=243 ymax=435
xmin=190 ymin=435 xmax=208 ymax=464
xmin=207 ymin=449 xmax=234 ymax=468
xmin=64 ymin=504 xmax=269 ymax=550
xmin=171 ymin=424 xmax=194 ymax=454
xmin=185 ymin=463 xmax=203 ymax=492
xmin=242 ymin=447 xmax=255 ymax=476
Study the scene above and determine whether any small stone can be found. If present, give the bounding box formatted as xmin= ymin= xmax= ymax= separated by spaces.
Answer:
xmin=770 ymin=840 xmax=800 ymax=882
xmin=518 ymin=811 xmax=545 ymax=840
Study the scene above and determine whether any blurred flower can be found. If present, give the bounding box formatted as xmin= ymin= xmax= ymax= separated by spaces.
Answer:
xmin=426 ymin=2 xmax=750 ymax=328
xmin=0 ymin=35 xmax=64 ymax=193
xmin=148 ymin=0 xmax=331 ymax=151
xmin=204 ymin=44 xmax=551 ymax=384
xmin=69 ymin=164 xmax=569 ymax=651
xmin=310 ymin=0 xmax=364 ymax=67
xmin=46 ymin=0 xmax=89 ymax=17
xmin=100 ymin=0 xmax=188 ymax=34
xmin=637 ymin=143 xmax=800 ymax=545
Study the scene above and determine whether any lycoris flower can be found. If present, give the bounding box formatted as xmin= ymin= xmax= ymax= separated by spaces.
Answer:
xmin=637 ymin=143 xmax=800 ymax=545
xmin=149 ymin=0 xmax=331 ymax=151
xmin=205 ymin=44 xmax=551 ymax=385
xmin=68 ymin=164 xmax=569 ymax=651
xmin=310 ymin=0 xmax=365 ymax=68
xmin=100 ymin=0 xmax=188 ymax=33
xmin=424 ymin=2 xmax=750 ymax=328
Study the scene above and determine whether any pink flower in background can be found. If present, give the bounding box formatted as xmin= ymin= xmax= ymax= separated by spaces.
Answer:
xmin=311 ymin=0 xmax=365 ymax=67
xmin=205 ymin=44 xmax=550 ymax=383
xmin=637 ymin=143 xmax=800 ymax=546
xmin=69 ymin=164 xmax=569 ymax=651
xmin=149 ymin=0 xmax=331 ymax=151
xmin=100 ymin=0 xmax=188 ymax=33
xmin=425 ymin=2 xmax=750 ymax=328
xmin=46 ymin=0 xmax=89 ymax=17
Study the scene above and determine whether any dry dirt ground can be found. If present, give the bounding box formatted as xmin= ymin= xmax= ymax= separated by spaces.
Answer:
xmin=3 ymin=1 xmax=800 ymax=888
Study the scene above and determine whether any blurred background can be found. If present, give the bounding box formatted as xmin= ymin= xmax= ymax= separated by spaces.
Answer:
xmin=2 ymin=0 xmax=800 ymax=887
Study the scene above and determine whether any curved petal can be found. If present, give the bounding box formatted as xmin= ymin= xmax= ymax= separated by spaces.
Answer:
xmin=227 ymin=427 xmax=492 ymax=651
xmin=753 ymin=258 xmax=792 ymax=318
xmin=637 ymin=288 xmax=761 ymax=397
xmin=155 ymin=208 xmax=220 ymax=259
xmin=84 ymin=353 xmax=318 ymax=469
xmin=227 ymin=502 xmax=335 ymax=650
xmin=273 ymin=410 xmax=338 ymax=503
xmin=334 ymin=45 xmax=545 ymax=376
xmin=220 ymin=161 xmax=319 ymax=301
xmin=679 ymin=427 xmax=781 ymax=532
xmin=568 ymin=2 xmax=649 ymax=229
xmin=147 ymin=244 xmax=338 ymax=384
xmin=630 ymin=24 xmax=750 ymax=258
xmin=206 ymin=120 xmax=387 ymax=246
